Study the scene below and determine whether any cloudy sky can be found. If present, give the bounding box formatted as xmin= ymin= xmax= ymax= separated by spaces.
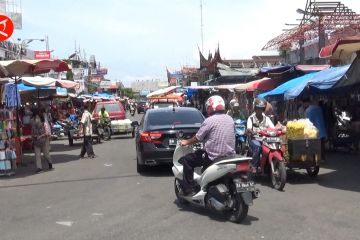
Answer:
xmin=10 ymin=0 xmax=360 ymax=86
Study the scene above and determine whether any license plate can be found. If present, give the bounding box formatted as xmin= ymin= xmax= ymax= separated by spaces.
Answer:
xmin=236 ymin=181 xmax=255 ymax=192
xmin=267 ymin=137 xmax=281 ymax=142
xmin=169 ymin=138 xmax=177 ymax=146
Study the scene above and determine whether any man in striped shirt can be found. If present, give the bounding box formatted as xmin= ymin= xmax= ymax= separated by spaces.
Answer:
xmin=180 ymin=95 xmax=235 ymax=195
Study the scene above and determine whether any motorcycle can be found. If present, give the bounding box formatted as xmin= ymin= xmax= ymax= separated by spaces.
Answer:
xmin=172 ymin=132 xmax=260 ymax=223
xmin=234 ymin=119 xmax=247 ymax=154
xmin=52 ymin=121 xmax=66 ymax=139
xmin=93 ymin=119 xmax=112 ymax=141
xmin=101 ymin=119 xmax=112 ymax=141
xmin=65 ymin=119 xmax=79 ymax=146
xmin=253 ymin=128 xmax=286 ymax=191
xmin=130 ymin=105 xmax=135 ymax=116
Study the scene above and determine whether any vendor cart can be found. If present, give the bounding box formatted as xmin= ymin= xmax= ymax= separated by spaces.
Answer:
xmin=286 ymin=138 xmax=321 ymax=177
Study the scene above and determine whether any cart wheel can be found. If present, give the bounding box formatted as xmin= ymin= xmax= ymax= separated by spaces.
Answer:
xmin=306 ymin=166 xmax=319 ymax=177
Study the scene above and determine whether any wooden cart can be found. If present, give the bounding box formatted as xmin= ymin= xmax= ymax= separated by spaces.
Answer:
xmin=286 ymin=138 xmax=321 ymax=177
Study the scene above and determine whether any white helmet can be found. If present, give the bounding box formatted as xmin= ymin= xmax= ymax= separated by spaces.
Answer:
xmin=230 ymin=99 xmax=239 ymax=108
xmin=205 ymin=95 xmax=225 ymax=115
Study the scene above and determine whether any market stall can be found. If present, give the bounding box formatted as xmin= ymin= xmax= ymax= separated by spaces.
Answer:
xmin=0 ymin=59 xmax=71 ymax=168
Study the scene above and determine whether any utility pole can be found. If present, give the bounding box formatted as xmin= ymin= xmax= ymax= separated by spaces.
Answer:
xmin=45 ymin=35 xmax=49 ymax=51
xmin=200 ymin=0 xmax=204 ymax=53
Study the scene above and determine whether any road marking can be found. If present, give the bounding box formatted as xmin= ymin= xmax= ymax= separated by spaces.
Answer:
xmin=92 ymin=213 xmax=104 ymax=216
xmin=56 ymin=221 xmax=74 ymax=227
xmin=104 ymin=164 xmax=112 ymax=167
xmin=46 ymin=206 xmax=51 ymax=209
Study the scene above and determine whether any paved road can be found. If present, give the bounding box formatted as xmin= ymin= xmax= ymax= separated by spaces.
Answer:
xmin=0 ymin=114 xmax=360 ymax=240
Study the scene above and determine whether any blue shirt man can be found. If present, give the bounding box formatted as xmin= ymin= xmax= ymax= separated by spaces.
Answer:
xmin=305 ymin=104 xmax=327 ymax=139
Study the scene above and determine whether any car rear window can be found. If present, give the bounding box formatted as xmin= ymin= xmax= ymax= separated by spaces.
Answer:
xmin=147 ymin=110 xmax=204 ymax=126
xmin=153 ymin=103 xmax=174 ymax=108
xmin=96 ymin=103 xmax=122 ymax=113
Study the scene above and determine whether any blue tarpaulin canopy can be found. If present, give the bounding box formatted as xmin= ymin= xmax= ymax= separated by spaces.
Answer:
xmin=259 ymin=65 xmax=350 ymax=100
xmin=284 ymin=65 xmax=350 ymax=100
xmin=258 ymin=72 xmax=318 ymax=99
xmin=17 ymin=83 xmax=37 ymax=92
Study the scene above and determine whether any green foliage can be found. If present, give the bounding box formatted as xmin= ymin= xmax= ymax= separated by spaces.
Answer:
xmin=87 ymin=84 xmax=97 ymax=94
xmin=66 ymin=70 xmax=74 ymax=80
xmin=121 ymin=88 xmax=135 ymax=98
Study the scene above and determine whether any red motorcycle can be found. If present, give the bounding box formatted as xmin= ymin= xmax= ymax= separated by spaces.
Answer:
xmin=257 ymin=128 xmax=286 ymax=191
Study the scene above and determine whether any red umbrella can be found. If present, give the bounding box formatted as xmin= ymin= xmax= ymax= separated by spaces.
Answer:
xmin=0 ymin=59 xmax=71 ymax=77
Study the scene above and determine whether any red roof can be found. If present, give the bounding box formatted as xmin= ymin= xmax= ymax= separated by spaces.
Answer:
xmin=319 ymin=37 xmax=360 ymax=59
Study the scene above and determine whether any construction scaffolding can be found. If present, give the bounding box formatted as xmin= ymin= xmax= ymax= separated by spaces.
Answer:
xmin=262 ymin=0 xmax=360 ymax=51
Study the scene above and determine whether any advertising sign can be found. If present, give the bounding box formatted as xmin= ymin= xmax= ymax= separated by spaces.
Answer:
xmin=34 ymin=51 xmax=51 ymax=59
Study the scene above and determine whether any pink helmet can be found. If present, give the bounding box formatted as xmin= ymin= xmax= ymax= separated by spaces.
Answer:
xmin=205 ymin=95 xmax=225 ymax=115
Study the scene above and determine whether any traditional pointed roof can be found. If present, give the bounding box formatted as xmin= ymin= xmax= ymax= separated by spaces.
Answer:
xmin=208 ymin=51 xmax=213 ymax=61
xmin=199 ymin=47 xmax=209 ymax=69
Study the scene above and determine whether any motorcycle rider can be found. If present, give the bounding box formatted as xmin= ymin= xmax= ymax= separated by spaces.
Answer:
xmin=98 ymin=106 xmax=109 ymax=125
xmin=227 ymin=99 xmax=246 ymax=119
xmin=180 ymin=95 xmax=236 ymax=195
xmin=247 ymin=98 xmax=275 ymax=170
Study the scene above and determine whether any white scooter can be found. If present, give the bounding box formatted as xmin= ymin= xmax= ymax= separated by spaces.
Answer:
xmin=172 ymin=134 xmax=260 ymax=223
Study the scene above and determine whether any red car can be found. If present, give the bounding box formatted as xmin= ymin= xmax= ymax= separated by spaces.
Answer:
xmin=92 ymin=101 xmax=126 ymax=120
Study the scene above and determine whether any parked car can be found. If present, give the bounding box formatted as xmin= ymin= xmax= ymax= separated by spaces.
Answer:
xmin=92 ymin=101 xmax=133 ymax=137
xmin=132 ymin=107 xmax=205 ymax=172
xmin=137 ymin=101 xmax=149 ymax=114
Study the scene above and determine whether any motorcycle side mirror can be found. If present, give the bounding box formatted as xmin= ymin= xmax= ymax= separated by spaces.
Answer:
xmin=131 ymin=121 xmax=139 ymax=127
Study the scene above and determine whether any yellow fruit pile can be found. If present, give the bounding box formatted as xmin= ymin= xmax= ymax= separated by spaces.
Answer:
xmin=286 ymin=119 xmax=319 ymax=140
xmin=286 ymin=121 xmax=305 ymax=140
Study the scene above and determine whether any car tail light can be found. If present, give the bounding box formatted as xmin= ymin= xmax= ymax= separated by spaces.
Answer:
xmin=140 ymin=132 xmax=162 ymax=144
xmin=236 ymin=162 xmax=250 ymax=172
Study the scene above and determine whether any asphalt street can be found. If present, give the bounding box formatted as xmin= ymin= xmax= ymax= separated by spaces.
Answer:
xmin=0 ymin=114 xmax=359 ymax=240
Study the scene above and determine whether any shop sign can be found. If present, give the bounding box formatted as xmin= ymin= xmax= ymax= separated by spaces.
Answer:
xmin=34 ymin=51 xmax=51 ymax=59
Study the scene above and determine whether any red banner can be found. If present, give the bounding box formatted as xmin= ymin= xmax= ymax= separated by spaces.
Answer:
xmin=34 ymin=51 xmax=51 ymax=59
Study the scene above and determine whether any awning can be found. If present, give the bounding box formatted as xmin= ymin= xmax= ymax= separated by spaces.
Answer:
xmin=234 ymin=78 xmax=278 ymax=92
xmin=0 ymin=59 xmax=71 ymax=78
xmin=284 ymin=65 xmax=350 ymax=100
xmin=21 ymin=76 xmax=79 ymax=89
xmin=258 ymin=73 xmax=318 ymax=99
xmin=295 ymin=65 xmax=331 ymax=72
xmin=319 ymin=37 xmax=360 ymax=59
xmin=214 ymin=84 xmax=244 ymax=91
xmin=146 ymin=86 xmax=180 ymax=98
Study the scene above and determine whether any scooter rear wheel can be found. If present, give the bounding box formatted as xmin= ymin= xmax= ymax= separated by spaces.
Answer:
xmin=226 ymin=191 xmax=249 ymax=223
xmin=174 ymin=179 xmax=189 ymax=205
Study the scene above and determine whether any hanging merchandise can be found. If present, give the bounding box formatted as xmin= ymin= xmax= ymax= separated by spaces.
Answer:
xmin=0 ymin=108 xmax=19 ymax=175
xmin=4 ymin=83 xmax=21 ymax=108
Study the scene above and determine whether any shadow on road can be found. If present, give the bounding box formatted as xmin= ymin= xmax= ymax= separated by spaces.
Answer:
xmin=316 ymin=152 xmax=360 ymax=193
xmin=138 ymin=166 xmax=173 ymax=177
xmin=253 ymin=152 xmax=360 ymax=193
xmin=0 ymin=173 xmax=139 ymax=189
xmin=174 ymin=200 xmax=259 ymax=225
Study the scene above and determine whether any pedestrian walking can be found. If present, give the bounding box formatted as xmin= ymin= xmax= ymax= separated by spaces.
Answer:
xmin=79 ymin=104 xmax=95 ymax=158
xmin=32 ymin=112 xmax=52 ymax=173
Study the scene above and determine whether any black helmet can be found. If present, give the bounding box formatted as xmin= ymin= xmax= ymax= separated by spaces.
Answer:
xmin=254 ymin=98 xmax=266 ymax=110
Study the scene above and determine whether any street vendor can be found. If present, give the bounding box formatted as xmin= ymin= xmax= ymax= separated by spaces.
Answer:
xmin=302 ymin=98 xmax=327 ymax=161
